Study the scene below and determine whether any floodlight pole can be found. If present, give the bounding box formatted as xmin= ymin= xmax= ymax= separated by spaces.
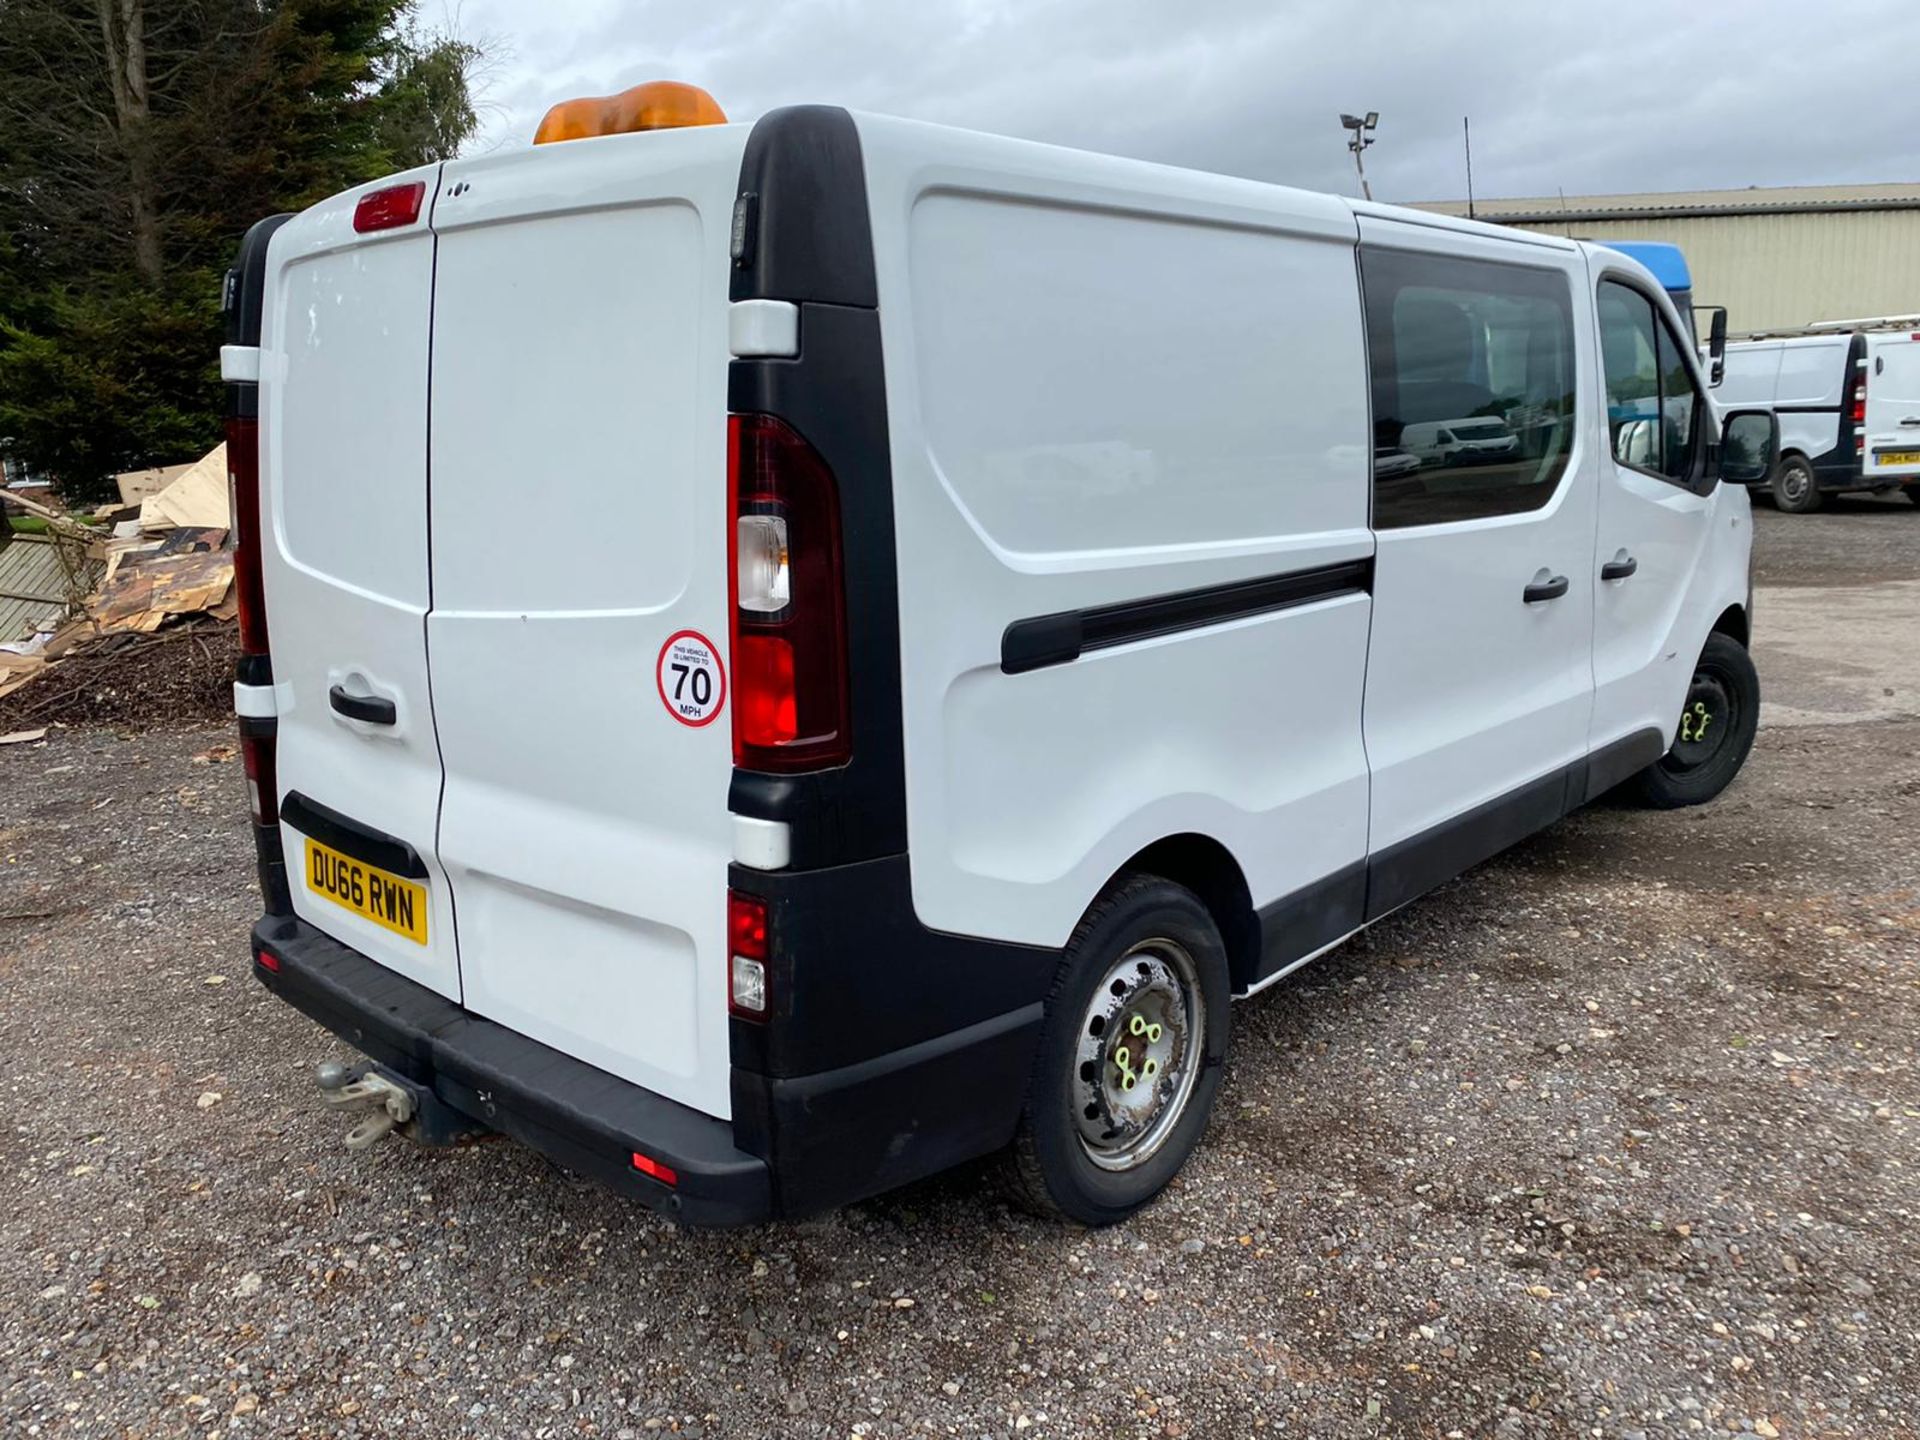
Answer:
xmin=1341 ymin=112 xmax=1378 ymax=202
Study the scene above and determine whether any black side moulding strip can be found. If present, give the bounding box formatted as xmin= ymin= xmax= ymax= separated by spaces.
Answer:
xmin=1002 ymin=558 xmax=1375 ymax=675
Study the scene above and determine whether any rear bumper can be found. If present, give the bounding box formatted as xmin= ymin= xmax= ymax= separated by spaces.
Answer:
xmin=252 ymin=915 xmax=773 ymax=1226
xmin=253 ymin=899 xmax=1051 ymax=1224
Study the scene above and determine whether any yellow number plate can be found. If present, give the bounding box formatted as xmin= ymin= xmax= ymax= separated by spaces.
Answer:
xmin=303 ymin=837 xmax=428 ymax=944
xmin=1876 ymin=450 xmax=1920 ymax=466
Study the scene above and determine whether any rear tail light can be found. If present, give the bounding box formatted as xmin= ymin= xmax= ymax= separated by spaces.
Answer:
xmin=226 ymin=417 xmax=269 ymax=658
xmin=352 ymin=181 xmax=426 ymax=233
xmin=241 ymin=731 xmax=278 ymax=827
xmin=254 ymin=948 xmax=281 ymax=974
xmin=728 ymin=889 xmax=769 ymax=1020
xmin=1851 ymin=380 xmax=1867 ymax=426
xmin=727 ymin=415 xmax=850 ymax=771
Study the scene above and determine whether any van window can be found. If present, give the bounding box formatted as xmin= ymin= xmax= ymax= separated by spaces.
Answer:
xmin=1361 ymin=247 xmax=1576 ymax=529
xmin=1597 ymin=281 xmax=1701 ymax=485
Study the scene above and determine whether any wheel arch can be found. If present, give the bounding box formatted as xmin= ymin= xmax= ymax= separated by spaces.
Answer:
xmin=1710 ymin=601 xmax=1749 ymax=649
xmin=1115 ymin=834 xmax=1259 ymax=994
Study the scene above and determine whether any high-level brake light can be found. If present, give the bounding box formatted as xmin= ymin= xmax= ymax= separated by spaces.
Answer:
xmin=352 ymin=181 xmax=425 ymax=233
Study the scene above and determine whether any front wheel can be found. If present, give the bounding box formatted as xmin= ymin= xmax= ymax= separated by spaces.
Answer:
xmin=1002 ymin=876 xmax=1230 ymax=1226
xmin=1769 ymin=454 xmax=1821 ymax=513
xmin=1634 ymin=631 xmax=1760 ymax=809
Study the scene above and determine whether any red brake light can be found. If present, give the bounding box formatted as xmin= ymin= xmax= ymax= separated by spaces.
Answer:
xmin=729 ymin=890 xmax=769 ymax=959
xmin=728 ymin=415 xmax=850 ymax=771
xmin=255 ymin=948 xmax=281 ymax=973
xmin=352 ymin=181 xmax=426 ymax=234
xmin=630 ymin=1151 xmax=678 ymax=1186
xmin=1851 ymin=381 xmax=1867 ymax=425
xmin=225 ymin=417 xmax=269 ymax=657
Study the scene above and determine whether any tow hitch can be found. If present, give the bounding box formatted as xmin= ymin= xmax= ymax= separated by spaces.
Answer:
xmin=316 ymin=1060 xmax=415 ymax=1149
xmin=314 ymin=1059 xmax=485 ymax=1151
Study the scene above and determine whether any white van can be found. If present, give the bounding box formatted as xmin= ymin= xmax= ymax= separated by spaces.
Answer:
xmin=223 ymin=89 xmax=1777 ymax=1227
xmin=1720 ymin=326 xmax=1920 ymax=511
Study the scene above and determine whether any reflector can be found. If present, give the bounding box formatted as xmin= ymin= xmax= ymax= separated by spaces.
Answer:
xmin=534 ymin=81 xmax=726 ymax=145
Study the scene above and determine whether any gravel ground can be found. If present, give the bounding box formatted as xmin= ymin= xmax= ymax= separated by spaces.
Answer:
xmin=3 ymin=500 xmax=1918 ymax=1439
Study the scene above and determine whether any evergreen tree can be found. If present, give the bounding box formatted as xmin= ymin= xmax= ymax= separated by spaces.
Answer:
xmin=0 ymin=0 xmax=483 ymax=501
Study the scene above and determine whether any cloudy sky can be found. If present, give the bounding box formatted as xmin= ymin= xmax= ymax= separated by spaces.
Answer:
xmin=453 ymin=0 xmax=1920 ymax=202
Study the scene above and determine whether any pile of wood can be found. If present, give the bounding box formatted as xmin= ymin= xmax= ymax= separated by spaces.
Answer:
xmin=0 ymin=445 xmax=239 ymax=729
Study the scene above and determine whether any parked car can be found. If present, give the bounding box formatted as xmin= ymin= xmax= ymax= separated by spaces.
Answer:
xmin=1719 ymin=324 xmax=1920 ymax=511
xmin=224 ymin=87 xmax=1777 ymax=1228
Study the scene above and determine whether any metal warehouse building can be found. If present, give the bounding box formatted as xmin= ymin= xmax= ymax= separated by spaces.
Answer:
xmin=1415 ymin=183 xmax=1920 ymax=335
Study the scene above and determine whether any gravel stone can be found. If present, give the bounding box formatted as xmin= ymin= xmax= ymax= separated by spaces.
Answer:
xmin=2 ymin=499 xmax=1917 ymax=1436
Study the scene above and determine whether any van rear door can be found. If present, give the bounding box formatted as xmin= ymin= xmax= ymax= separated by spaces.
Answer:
xmin=423 ymin=127 xmax=747 ymax=1119
xmin=1864 ymin=333 xmax=1920 ymax=480
xmin=260 ymin=164 xmax=463 ymax=1001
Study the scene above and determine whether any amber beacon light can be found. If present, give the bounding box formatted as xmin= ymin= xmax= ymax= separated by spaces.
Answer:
xmin=533 ymin=80 xmax=727 ymax=144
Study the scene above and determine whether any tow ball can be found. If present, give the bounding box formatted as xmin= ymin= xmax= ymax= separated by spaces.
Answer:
xmin=315 ymin=1060 xmax=415 ymax=1151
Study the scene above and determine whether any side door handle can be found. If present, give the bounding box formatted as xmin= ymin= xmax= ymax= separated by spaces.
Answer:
xmin=1523 ymin=574 xmax=1570 ymax=604
xmin=1901 ymin=416 xmax=1920 ymax=427
xmin=1600 ymin=555 xmax=1639 ymax=582
xmin=329 ymin=685 xmax=396 ymax=725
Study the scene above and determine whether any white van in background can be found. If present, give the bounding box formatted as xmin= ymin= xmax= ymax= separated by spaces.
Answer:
xmin=1720 ymin=323 xmax=1920 ymax=511
xmin=222 ymin=86 xmax=1777 ymax=1227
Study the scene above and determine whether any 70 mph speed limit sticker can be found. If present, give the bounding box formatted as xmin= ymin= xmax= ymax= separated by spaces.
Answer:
xmin=656 ymin=630 xmax=726 ymax=727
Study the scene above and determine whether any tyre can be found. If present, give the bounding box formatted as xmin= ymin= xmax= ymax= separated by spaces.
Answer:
xmin=1769 ymin=454 xmax=1820 ymax=513
xmin=1002 ymin=875 xmax=1231 ymax=1226
xmin=1634 ymin=631 xmax=1760 ymax=809
xmin=1905 ymin=485 xmax=1920 ymax=507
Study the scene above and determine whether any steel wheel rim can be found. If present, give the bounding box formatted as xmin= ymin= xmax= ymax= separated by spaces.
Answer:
xmin=1667 ymin=670 xmax=1735 ymax=772
xmin=1073 ymin=940 xmax=1204 ymax=1171
xmin=1780 ymin=462 xmax=1811 ymax=504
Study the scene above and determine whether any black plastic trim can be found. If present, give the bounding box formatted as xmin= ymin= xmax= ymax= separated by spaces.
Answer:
xmin=1581 ymin=726 xmax=1667 ymax=804
xmin=279 ymin=791 xmax=428 ymax=880
xmin=729 ymin=107 xmax=877 ymax=307
xmin=1250 ymin=862 xmax=1367 ymax=987
xmin=1365 ymin=727 xmax=1666 ymax=921
xmin=253 ymin=917 xmax=771 ymax=1226
xmin=1773 ymin=404 xmax=1841 ymax=414
xmin=222 ymin=214 xmax=292 ymax=421
xmin=727 ymin=107 xmax=905 ymax=869
xmin=252 ymin=820 xmax=292 ymax=916
xmin=1001 ymin=559 xmax=1375 ymax=675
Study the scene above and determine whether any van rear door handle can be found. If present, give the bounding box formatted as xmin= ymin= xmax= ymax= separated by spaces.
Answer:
xmin=1523 ymin=574 xmax=1570 ymax=603
xmin=1901 ymin=416 xmax=1920 ymax=426
xmin=1600 ymin=556 xmax=1639 ymax=581
xmin=329 ymin=685 xmax=396 ymax=725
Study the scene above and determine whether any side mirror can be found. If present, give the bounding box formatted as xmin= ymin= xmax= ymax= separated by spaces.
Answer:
xmin=1696 ymin=306 xmax=1728 ymax=387
xmin=1718 ymin=409 xmax=1777 ymax=485
xmin=1613 ymin=416 xmax=1658 ymax=468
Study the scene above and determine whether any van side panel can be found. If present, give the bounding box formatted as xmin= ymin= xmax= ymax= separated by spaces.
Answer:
xmin=261 ymin=166 xmax=463 ymax=1001
xmin=861 ymin=116 xmax=1373 ymax=952
xmin=424 ymin=128 xmax=747 ymax=1119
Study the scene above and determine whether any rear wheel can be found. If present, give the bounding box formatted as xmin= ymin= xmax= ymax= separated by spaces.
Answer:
xmin=1003 ymin=876 xmax=1230 ymax=1226
xmin=1634 ymin=631 xmax=1760 ymax=809
xmin=1769 ymin=454 xmax=1820 ymax=513
xmin=1905 ymin=485 xmax=1920 ymax=507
